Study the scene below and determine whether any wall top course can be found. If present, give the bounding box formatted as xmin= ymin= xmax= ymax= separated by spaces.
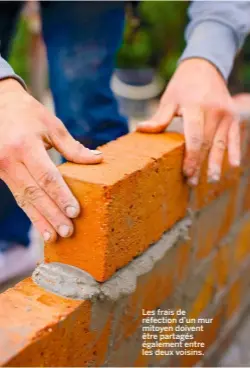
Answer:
xmin=59 ymin=131 xmax=184 ymax=186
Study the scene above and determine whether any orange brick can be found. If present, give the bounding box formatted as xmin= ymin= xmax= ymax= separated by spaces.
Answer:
xmin=234 ymin=218 xmax=250 ymax=266
xmin=188 ymin=269 xmax=215 ymax=319
xmin=190 ymin=155 xmax=240 ymax=211
xmin=238 ymin=173 xmax=250 ymax=215
xmin=240 ymin=265 xmax=250 ymax=296
xmin=111 ymin=283 xmax=145 ymax=351
xmin=142 ymin=247 xmax=176 ymax=311
xmin=241 ymin=119 xmax=250 ymax=168
xmin=0 ymin=279 xmax=111 ymax=367
xmin=134 ymin=350 xmax=151 ymax=367
xmin=193 ymin=190 xmax=236 ymax=261
xmin=180 ymin=307 xmax=223 ymax=367
xmin=214 ymin=243 xmax=231 ymax=289
xmin=111 ymin=240 xmax=178 ymax=351
xmin=45 ymin=132 xmax=188 ymax=282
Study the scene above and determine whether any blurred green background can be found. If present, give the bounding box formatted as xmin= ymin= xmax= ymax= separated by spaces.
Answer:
xmin=8 ymin=1 xmax=250 ymax=93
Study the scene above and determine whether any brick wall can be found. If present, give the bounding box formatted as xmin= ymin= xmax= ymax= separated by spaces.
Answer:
xmin=1 ymin=120 xmax=250 ymax=367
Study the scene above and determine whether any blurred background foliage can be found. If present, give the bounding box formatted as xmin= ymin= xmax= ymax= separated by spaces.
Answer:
xmin=9 ymin=16 xmax=30 ymax=85
xmin=116 ymin=1 xmax=188 ymax=81
xmin=7 ymin=1 xmax=250 ymax=92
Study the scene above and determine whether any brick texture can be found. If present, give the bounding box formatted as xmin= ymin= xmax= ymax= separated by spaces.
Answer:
xmin=45 ymin=132 xmax=188 ymax=282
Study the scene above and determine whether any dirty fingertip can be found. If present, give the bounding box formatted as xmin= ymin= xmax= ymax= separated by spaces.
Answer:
xmin=207 ymin=164 xmax=221 ymax=183
xmin=188 ymin=176 xmax=199 ymax=187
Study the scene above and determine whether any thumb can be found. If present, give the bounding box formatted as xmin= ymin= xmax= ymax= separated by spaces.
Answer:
xmin=137 ymin=103 xmax=176 ymax=133
xmin=49 ymin=119 xmax=103 ymax=164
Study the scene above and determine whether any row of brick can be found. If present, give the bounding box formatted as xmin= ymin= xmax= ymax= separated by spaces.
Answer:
xmin=1 ymin=119 xmax=250 ymax=366
xmin=45 ymin=119 xmax=250 ymax=282
xmin=1 ymin=206 xmax=250 ymax=366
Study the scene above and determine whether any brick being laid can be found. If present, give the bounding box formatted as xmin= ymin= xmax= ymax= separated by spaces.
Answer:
xmin=45 ymin=132 xmax=189 ymax=282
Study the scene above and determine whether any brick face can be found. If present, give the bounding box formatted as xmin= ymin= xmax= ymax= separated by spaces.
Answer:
xmin=214 ymin=243 xmax=231 ymax=290
xmin=192 ymin=189 xmax=236 ymax=262
xmin=234 ymin=217 xmax=250 ymax=267
xmin=225 ymin=278 xmax=242 ymax=320
xmin=45 ymin=132 xmax=188 ymax=282
xmin=190 ymin=156 xmax=240 ymax=211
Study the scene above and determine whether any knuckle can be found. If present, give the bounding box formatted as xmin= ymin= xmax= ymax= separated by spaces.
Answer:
xmin=214 ymin=139 xmax=226 ymax=152
xmin=1 ymin=138 xmax=27 ymax=161
xmin=24 ymin=185 xmax=44 ymax=202
xmin=185 ymin=155 xmax=198 ymax=169
xmin=190 ymin=135 xmax=202 ymax=148
xmin=8 ymin=137 xmax=26 ymax=151
xmin=202 ymin=139 xmax=211 ymax=151
xmin=37 ymin=169 xmax=59 ymax=188
xmin=15 ymin=194 xmax=26 ymax=209
xmin=54 ymin=119 xmax=68 ymax=138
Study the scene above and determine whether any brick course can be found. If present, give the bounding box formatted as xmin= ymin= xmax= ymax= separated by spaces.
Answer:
xmin=1 ymin=121 xmax=250 ymax=367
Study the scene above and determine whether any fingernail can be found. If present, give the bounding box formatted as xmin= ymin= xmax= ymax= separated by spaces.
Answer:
xmin=59 ymin=225 xmax=71 ymax=237
xmin=231 ymin=159 xmax=240 ymax=167
xmin=208 ymin=173 xmax=220 ymax=183
xmin=140 ymin=121 xmax=153 ymax=127
xmin=90 ymin=150 xmax=102 ymax=155
xmin=188 ymin=176 xmax=198 ymax=186
xmin=66 ymin=205 xmax=79 ymax=218
xmin=184 ymin=168 xmax=193 ymax=177
xmin=43 ymin=231 xmax=51 ymax=242
xmin=208 ymin=164 xmax=221 ymax=183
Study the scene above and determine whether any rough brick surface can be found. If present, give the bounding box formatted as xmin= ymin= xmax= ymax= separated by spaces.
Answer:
xmin=0 ymin=279 xmax=112 ymax=367
xmin=45 ymin=132 xmax=188 ymax=282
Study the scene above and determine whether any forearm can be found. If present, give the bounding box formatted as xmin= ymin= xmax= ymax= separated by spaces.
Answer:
xmin=0 ymin=56 xmax=26 ymax=89
xmin=179 ymin=1 xmax=250 ymax=81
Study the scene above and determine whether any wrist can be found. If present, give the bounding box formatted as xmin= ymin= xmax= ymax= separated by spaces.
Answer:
xmin=0 ymin=78 xmax=26 ymax=94
xmin=178 ymin=58 xmax=226 ymax=83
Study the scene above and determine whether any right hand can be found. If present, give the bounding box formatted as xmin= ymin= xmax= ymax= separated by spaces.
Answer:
xmin=0 ymin=79 xmax=103 ymax=243
xmin=137 ymin=59 xmax=240 ymax=186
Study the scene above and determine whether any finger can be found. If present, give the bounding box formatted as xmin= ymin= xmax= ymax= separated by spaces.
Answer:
xmin=207 ymin=117 xmax=230 ymax=182
xmin=18 ymin=202 xmax=57 ymax=243
xmin=0 ymin=172 xmax=57 ymax=243
xmin=188 ymin=167 xmax=200 ymax=187
xmin=6 ymin=163 xmax=74 ymax=238
xmin=188 ymin=117 xmax=215 ymax=187
xmin=189 ymin=109 xmax=221 ymax=186
xmin=23 ymin=143 xmax=80 ymax=219
xmin=181 ymin=106 xmax=204 ymax=179
xmin=136 ymin=103 xmax=177 ymax=133
xmin=46 ymin=115 xmax=103 ymax=164
xmin=228 ymin=118 xmax=241 ymax=167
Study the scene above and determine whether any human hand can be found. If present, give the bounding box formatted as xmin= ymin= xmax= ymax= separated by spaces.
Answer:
xmin=0 ymin=79 xmax=103 ymax=242
xmin=137 ymin=58 xmax=240 ymax=185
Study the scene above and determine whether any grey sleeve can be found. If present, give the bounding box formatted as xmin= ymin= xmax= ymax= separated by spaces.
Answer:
xmin=179 ymin=1 xmax=250 ymax=81
xmin=0 ymin=56 xmax=26 ymax=89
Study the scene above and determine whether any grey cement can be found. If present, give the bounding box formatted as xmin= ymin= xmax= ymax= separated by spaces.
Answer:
xmin=32 ymin=262 xmax=100 ymax=300
xmin=32 ymin=218 xmax=191 ymax=302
